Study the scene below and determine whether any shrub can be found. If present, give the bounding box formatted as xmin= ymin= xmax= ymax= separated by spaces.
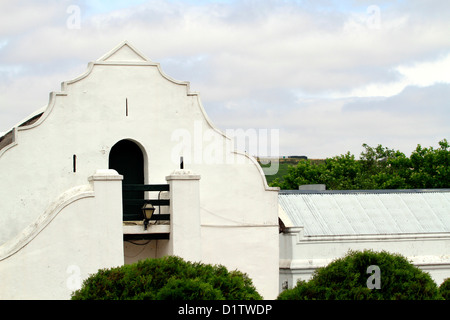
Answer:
xmin=71 ymin=256 xmax=262 ymax=300
xmin=277 ymin=250 xmax=441 ymax=300
xmin=439 ymin=278 xmax=450 ymax=300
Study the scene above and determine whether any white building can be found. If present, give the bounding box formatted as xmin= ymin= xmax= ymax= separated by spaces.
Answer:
xmin=1 ymin=41 xmax=448 ymax=300
xmin=279 ymin=188 xmax=450 ymax=291
xmin=0 ymin=42 xmax=279 ymax=299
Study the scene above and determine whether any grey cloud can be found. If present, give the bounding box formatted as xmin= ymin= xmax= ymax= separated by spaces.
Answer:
xmin=0 ymin=1 xmax=70 ymax=37
xmin=343 ymin=83 xmax=450 ymax=116
xmin=1 ymin=0 xmax=449 ymax=158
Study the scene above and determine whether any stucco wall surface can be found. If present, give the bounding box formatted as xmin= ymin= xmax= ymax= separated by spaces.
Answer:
xmin=0 ymin=42 xmax=279 ymax=299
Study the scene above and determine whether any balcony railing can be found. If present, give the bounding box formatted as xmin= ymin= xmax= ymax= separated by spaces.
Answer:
xmin=122 ymin=184 xmax=170 ymax=221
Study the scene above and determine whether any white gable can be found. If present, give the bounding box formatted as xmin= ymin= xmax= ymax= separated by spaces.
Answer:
xmin=97 ymin=41 xmax=149 ymax=62
xmin=0 ymin=42 xmax=279 ymax=299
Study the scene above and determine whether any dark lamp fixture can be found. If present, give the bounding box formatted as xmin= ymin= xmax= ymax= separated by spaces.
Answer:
xmin=142 ymin=203 xmax=155 ymax=230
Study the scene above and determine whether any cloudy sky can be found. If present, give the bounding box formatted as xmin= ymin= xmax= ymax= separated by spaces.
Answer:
xmin=0 ymin=0 xmax=449 ymax=158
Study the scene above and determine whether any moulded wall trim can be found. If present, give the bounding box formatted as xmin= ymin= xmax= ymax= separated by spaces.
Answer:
xmin=17 ymin=92 xmax=68 ymax=132
xmin=0 ymin=184 xmax=94 ymax=261
xmin=0 ymin=128 xmax=17 ymax=158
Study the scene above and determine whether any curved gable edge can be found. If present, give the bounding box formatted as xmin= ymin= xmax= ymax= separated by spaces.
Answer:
xmin=0 ymin=90 xmax=67 ymax=159
xmin=0 ymin=43 xmax=277 ymax=193
xmin=191 ymin=93 xmax=277 ymax=192
xmin=234 ymin=150 xmax=280 ymax=192
xmin=0 ymin=128 xmax=17 ymax=157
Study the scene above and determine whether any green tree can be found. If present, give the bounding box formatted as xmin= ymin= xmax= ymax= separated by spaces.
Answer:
xmin=409 ymin=139 xmax=450 ymax=188
xmin=277 ymin=250 xmax=442 ymax=300
xmin=271 ymin=158 xmax=324 ymax=190
xmin=270 ymin=139 xmax=449 ymax=190
xmin=322 ymin=152 xmax=362 ymax=189
xmin=71 ymin=256 xmax=262 ymax=300
xmin=359 ymin=143 xmax=408 ymax=189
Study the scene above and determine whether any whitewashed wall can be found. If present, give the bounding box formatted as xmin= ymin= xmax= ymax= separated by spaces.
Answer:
xmin=279 ymin=227 xmax=450 ymax=291
xmin=0 ymin=170 xmax=124 ymax=299
xmin=0 ymin=42 xmax=279 ymax=299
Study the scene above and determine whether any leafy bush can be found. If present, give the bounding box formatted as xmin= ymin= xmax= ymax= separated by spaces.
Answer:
xmin=71 ymin=256 xmax=262 ymax=300
xmin=439 ymin=278 xmax=450 ymax=300
xmin=277 ymin=250 xmax=442 ymax=300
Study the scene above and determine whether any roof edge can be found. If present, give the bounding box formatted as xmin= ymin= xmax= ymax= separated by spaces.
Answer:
xmin=279 ymin=188 xmax=450 ymax=194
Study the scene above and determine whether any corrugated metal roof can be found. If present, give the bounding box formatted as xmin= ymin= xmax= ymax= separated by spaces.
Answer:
xmin=278 ymin=190 xmax=450 ymax=236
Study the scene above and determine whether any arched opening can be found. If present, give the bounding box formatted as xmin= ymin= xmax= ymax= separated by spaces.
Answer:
xmin=109 ymin=139 xmax=144 ymax=221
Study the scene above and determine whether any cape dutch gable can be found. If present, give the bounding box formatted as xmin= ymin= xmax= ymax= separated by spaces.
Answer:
xmin=0 ymin=41 xmax=279 ymax=299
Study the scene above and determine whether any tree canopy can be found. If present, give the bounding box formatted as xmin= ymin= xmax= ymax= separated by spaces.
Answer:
xmin=271 ymin=139 xmax=450 ymax=190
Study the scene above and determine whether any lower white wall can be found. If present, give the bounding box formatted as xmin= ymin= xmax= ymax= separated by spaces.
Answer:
xmin=124 ymin=240 xmax=170 ymax=264
xmin=0 ymin=167 xmax=279 ymax=300
xmin=123 ymin=169 xmax=280 ymax=300
xmin=280 ymin=227 xmax=450 ymax=292
xmin=201 ymin=226 xmax=279 ymax=300
xmin=0 ymin=170 xmax=124 ymax=300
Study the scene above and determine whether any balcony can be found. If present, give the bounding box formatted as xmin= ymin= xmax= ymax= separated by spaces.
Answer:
xmin=122 ymin=184 xmax=170 ymax=240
